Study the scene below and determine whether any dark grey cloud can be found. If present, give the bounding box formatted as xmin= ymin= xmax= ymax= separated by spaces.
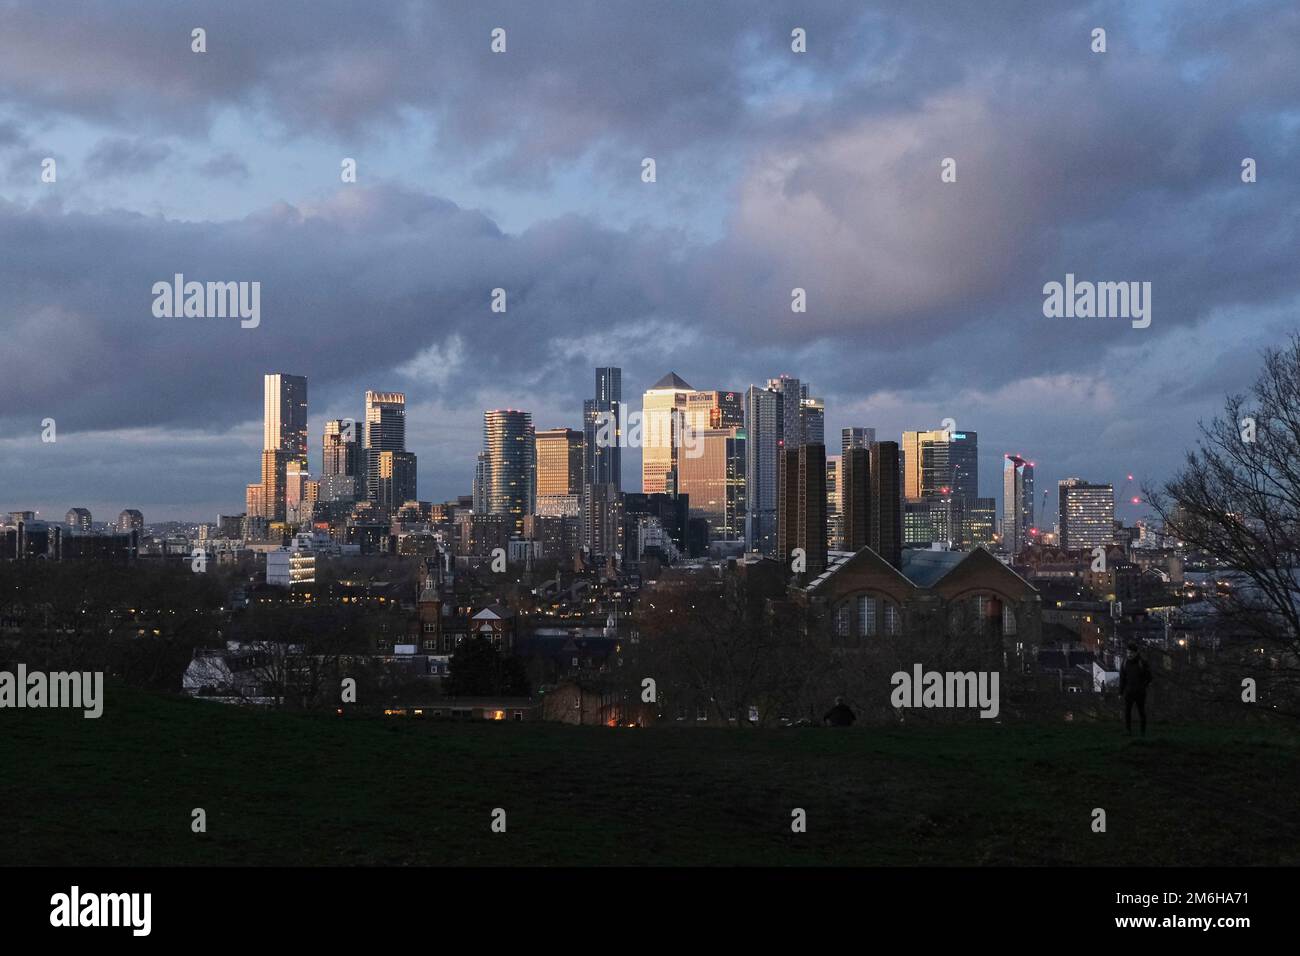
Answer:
xmin=195 ymin=151 xmax=249 ymax=180
xmin=84 ymin=136 xmax=172 ymax=177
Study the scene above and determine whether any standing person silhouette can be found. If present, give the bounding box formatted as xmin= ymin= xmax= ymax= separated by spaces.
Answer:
xmin=1119 ymin=643 xmax=1153 ymax=736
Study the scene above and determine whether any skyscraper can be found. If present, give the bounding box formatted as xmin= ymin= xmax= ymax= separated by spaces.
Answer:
xmin=963 ymin=498 xmax=997 ymax=547
xmin=766 ymin=375 xmax=803 ymax=450
xmin=826 ymin=455 xmax=841 ymax=550
xmin=800 ymin=392 xmax=825 ymax=446
xmin=117 ymin=509 xmax=144 ymax=534
xmin=903 ymin=429 xmax=970 ymax=500
xmin=642 ymin=372 xmax=696 ymax=494
xmin=677 ymin=426 xmax=746 ymax=542
xmin=583 ymin=367 xmax=623 ymax=490
xmin=376 ymin=450 xmax=418 ymax=514
xmin=840 ymin=441 xmax=902 ymax=565
xmin=264 ymin=373 xmax=308 ymax=465
xmin=778 ymin=442 xmax=827 ymax=577
xmin=744 ymin=384 xmax=783 ymax=554
xmin=323 ymin=419 xmax=359 ymax=478
xmin=1058 ymin=479 xmax=1115 ymax=551
xmin=869 ymin=441 xmax=903 ymax=568
xmin=260 ymin=449 xmax=289 ymax=522
xmin=841 ymin=447 xmax=870 ymax=552
xmin=842 ymin=427 xmax=876 ymax=457
xmin=364 ymin=391 xmax=407 ymax=504
xmin=685 ymin=390 xmax=744 ymax=430
xmin=917 ymin=430 xmax=978 ymax=502
xmin=473 ymin=451 xmax=489 ymax=514
xmin=256 ymin=373 xmax=308 ymax=522
xmin=483 ymin=409 xmax=535 ymax=535
xmin=583 ymin=483 xmax=624 ymax=559
xmin=321 ymin=418 xmax=360 ymax=503
xmin=1002 ymin=455 xmax=1035 ymax=554
xmin=65 ymin=508 xmax=91 ymax=533
xmin=536 ymin=427 xmax=583 ymax=497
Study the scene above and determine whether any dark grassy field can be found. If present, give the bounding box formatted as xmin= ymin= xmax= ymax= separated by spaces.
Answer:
xmin=3 ymin=686 xmax=1297 ymax=866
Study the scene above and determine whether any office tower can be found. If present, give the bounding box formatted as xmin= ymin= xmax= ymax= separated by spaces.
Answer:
xmin=963 ymin=497 xmax=997 ymax=547
xmin=583 ymin=483 xmax=624 ymax=559
xmin=800 ymin=392 xmax=825 ymax=447
xmin=320 ymin=419 xmax=359 ymax=503
xmin=472 ymin=451 xmax=489 ymax=513
xmin=841 ymin=447 xmax=870 ymax=552
xmin=903 ymin=429 xmax=979 ymax=530
xmin=870 ymin=441 xmax=902 ymax=568
xmin=245 ymin=483 xmax=267 ymax=520
xmin=260 ymin=450 xmax=289 ymax=522
xmin=250 ymin=373 xmax=308 ymax=523
xmin=1002 ymin=455 xmax=1035 ymax=554
xmin=117 ymin=509 xmax=144 ymax=534
xmin=766 ymin=375 xmax=803 ymax=450
xmin=642 ymin=372 xmax=696 ymax=494
xmin=483 ymin=410 xmax=535 ymax=535
xmin=1058 ymin=479 xmax=1115 ymax=550
xmin=376 ymin=450 xmax=418 ymax=514
xmin=285 ymin=459 xmax=310 ymax=522
xmin=842 ymin=427 xmax=876 ymax=457
xmin=677 ymin=426 xmax=746 ymax=542
xmin=364 ymin=391 xmax=407 ymax=502
xmin=536 ymin=427 xmax=583 ymax=497
xmin=685 ymin=390 xmax=744 ymax=431
xmin=826 ymin=455 xmax=842 ymax=550
xmin=778 ymin=443 xmax=828 ymax=576
xmin=583 ymin=367 xmax=623 ymax=490
xmin=65 ymin=508 xmax=91 ymax=533
xmin=323 ymin=419 xmax=359 ymax=478
xmin=743 ymin=384 xmax=783 ymax=554
xmin=264 ymin=373 xmax=308 ymax=464
xmin=920 ymin=430 xmax=978 ymax=501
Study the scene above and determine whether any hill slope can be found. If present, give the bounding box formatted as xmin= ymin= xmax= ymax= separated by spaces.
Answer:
xmin=3 ymin=687 xmax=1297 ymax=866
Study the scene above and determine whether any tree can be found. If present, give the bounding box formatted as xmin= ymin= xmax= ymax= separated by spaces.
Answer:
xmin=448 ymin=636 xmax=530 ymax=697
xmin=625 ymin=568 xmax=833 ymax=726
xmin=1145 ymin=335 xmax=1300 ymax=716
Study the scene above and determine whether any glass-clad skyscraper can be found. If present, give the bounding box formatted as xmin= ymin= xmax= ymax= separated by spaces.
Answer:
xmin=484 ymin=409 xmax=536 ymax=535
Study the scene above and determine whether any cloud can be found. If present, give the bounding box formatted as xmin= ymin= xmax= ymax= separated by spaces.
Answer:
xmin=85 ymin=136 xmax=172 ymax=178
xmin=2 ymin=0 xmax=1300 ymax=518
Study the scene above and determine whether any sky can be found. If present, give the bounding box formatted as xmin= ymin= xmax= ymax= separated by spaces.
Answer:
xmin=1 ymin=0 xmax=1297 ymax=525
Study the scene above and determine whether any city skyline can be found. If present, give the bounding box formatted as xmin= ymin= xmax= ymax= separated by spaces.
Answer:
xmin=3 ymin=364 xmax=1162 ymax=532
